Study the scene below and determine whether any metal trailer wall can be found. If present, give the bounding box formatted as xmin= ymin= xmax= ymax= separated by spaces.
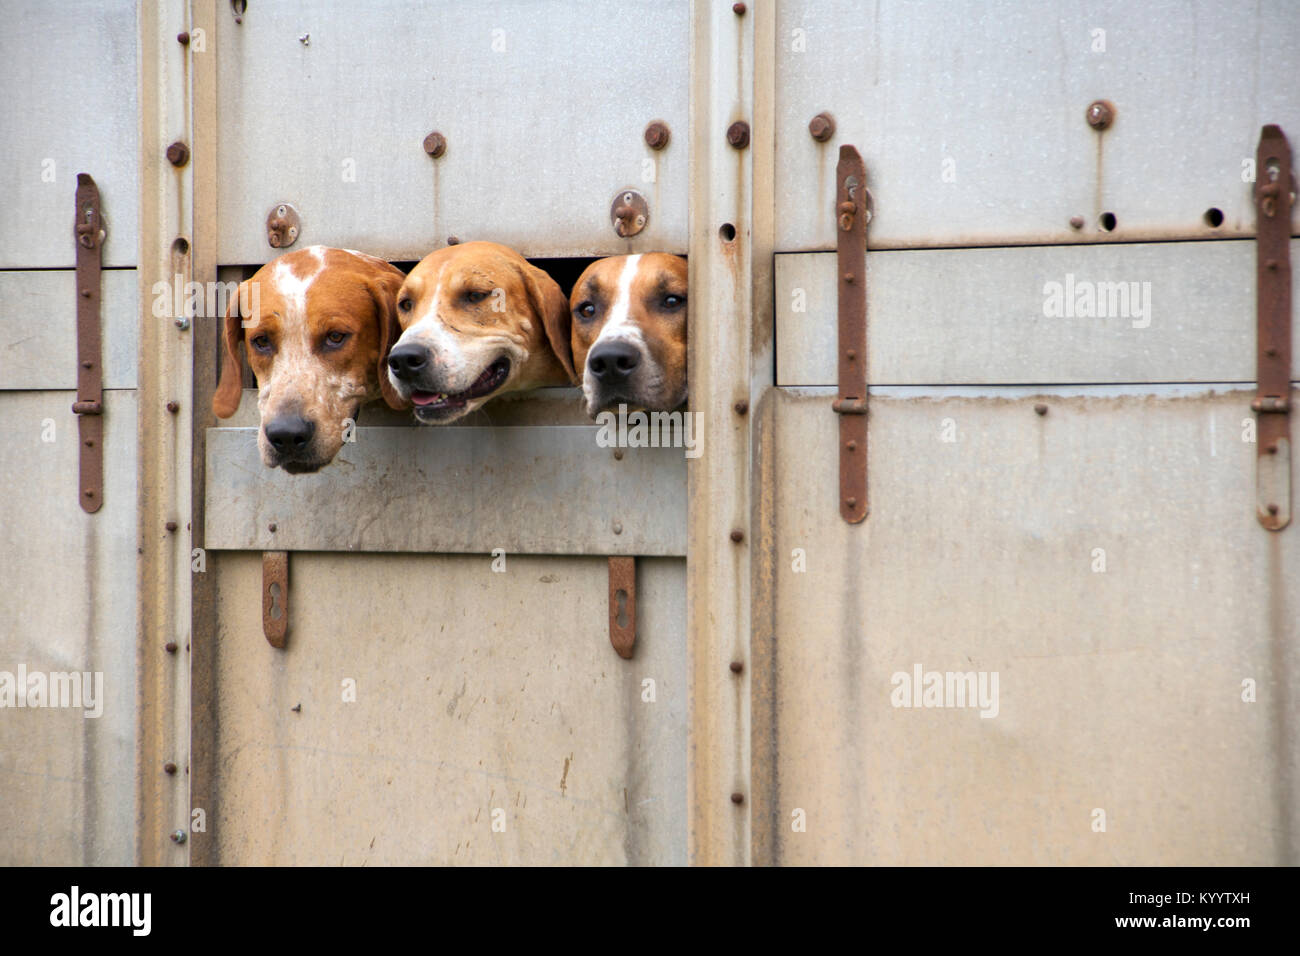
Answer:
xmin=0 ymin=0 xmax=1296 ymax=867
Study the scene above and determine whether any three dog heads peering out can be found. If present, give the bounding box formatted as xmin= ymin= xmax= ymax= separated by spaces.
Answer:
xmin=213 ymin=243 xmax=688 ymax=473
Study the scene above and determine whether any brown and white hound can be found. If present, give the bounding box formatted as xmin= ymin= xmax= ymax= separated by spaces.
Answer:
xmin=385 ymin=241 xmax=574 ymax=424
xmin=568 ymin=253 xmax=688 ymax=418
xmin=212 ymin=245 xmax=406 ymax=473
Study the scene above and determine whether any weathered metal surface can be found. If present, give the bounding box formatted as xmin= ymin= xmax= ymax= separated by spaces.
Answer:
xmin=0 ymin=270 xmax=140 ymax=390
xmin=775 ymin=0 xmax=1300 ymax=250
xmin=209 ymin=552 xmax=687 ymax=865
xmin=1254 ymin=126 xmax=1294 ymax=530
xmin=74 ymin=175 xmax=106 ymax=513
xmin=0 ymin=0 xmax=139 ymax=268
xmin=215 ymin=0 xmax=688 ymax=263
xmin=262 ymin=552 xmax=289 ymax=648
xmin=0 ymin=391 xmax=140 ymax=865
xmin=608 ymin=556 xmax=636 ymax=659
xmin=776 ymin=240 xmax=1300 ymax=387
xmin=834 ymin=147 xmax=870 ymax=522
xmin=205 ymin=426 xmax=687 ymax=556
xmin=762 ymin=385 xmax=1299 ymax=864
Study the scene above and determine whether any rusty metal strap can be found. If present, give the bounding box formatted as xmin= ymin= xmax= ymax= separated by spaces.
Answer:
xmin=835 ymin=146 xmax=872 ymax=523
xmin=263 ymin=551 xmax=289 ymax=648
xmin=608 ymin=556 xmax=635 ymax=659
xmin=74 ymin=173 xmax=105 ymax=514
xmin=1253 ymin=125 xmax=1293 ymax=531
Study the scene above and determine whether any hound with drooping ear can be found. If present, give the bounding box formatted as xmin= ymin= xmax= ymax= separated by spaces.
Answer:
xmin=385 ymin=241 xmax=575 ymax=424
xmin=212 ymin=245 xmax=407 ymax=473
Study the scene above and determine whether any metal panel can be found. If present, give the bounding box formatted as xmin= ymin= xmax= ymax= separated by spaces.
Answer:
xmin=761 ymin=386 xmax=1298 ymax=864
xmin=775 ymin=0 xmax=1300 ymax=250
xmin=0 ymin=270 xmax=139 ymax=390
xmin=215 ymin=0 xmax=689 ymax=263
xmin=0 ymin=391 xmax=139 ymax=865
xmin=208 ymin=552 xmax=686 ymax=865
xmin=205 ymin=426 xmax=688 ymax=556
xmin=0 ymin=0 xmax=139 ymax=268
xmin=776 ymin=241 xmax=1300 ymax=386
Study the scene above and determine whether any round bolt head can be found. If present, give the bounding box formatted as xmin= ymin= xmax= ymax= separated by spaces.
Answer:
xmin=644 ymin=120 xmax=671 ymax=150
xmin=268 ymin=522 xmax=277 ymax=533
xmin=447 ymin=235 xmax=460 ymax=245
xmin=726 ymin=121 xmax=751 ymax=150
xmin=423 ymin=131 xmax=447 ymax=157
xmin=734 ymin=400 xmax=749 ymax=415
xmin=166 ymin=401 xmax=180 ymax=414
xmin=165 ymin=141 xmax=190 ymax=167
xmin=733 ymin=2 xmax=746 ymax=13
xmin=730 ymin=792 xmax=745 ymax=805
xmin=177 ymin=32 xmax=190 ymax=44
xmin=164 ymin=762 xmax=177 ymax=775
xmin=1034 ymin=403 xmax=1048 ymax=416
xmin=165 ymin=641 xmax=178 ymax=653
xmin=1069 ymin=215 xmax=1085 ymax=229
xmin=612 ymin=521 xmax=623 ymax=535
xmin=1086 ymin=100 xmax=1114 ymax=130
xmin=809 ymin=111 xmax=836 ymax=142
xmin=730 ymin=529 xmax=744 ymax=543
xmin=165 ymin=521 xmax=178 ymax=533
xmin=170 ymin=829 xmax=187 ymax=844
xmin=174 ymin=316 xmax=190 ymax=330
xmin=730 ymin=661 xmax=743 ymax=674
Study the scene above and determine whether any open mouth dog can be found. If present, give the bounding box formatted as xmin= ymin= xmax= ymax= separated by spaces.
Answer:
xmin=408 ymin=357 xmax=512 ymax=420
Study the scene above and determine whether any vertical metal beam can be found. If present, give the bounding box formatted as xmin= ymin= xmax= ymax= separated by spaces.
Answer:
xmin=136 ymin=0 xmax=194 ymax=865
xmin=688 ymin=0 xmax=763 ymax=866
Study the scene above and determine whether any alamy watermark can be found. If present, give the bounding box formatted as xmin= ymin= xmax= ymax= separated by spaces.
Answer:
xmin=0 ymin=665 xmax=103 ymax=718
xmin=890 ymin=663 xmax=999 ymax=718
xmin=594 ymin=404 xmax=704 ymax=459
xmin=1042 ymin=273 xmax=1152 ymax=328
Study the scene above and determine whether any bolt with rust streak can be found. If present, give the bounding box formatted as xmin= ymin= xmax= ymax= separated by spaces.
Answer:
xmin=166 ymin=401 xmax=180 ymax=414
xmin=1086 ymin=100 xmax=1114 ymax=130
xmin=730 ymin=529 xmax=744 ymax=543
xmin=809 ymin=112 xmax=836 ymax=143
xmin=727 ymin=121 xmax=750 ymax=150
xmin=268 ymin=522 xmax=277 ymax=533
xmin=1069 ymin=216 xmax=1085 ymax=229
xmin=734 ymin=400 xmax=749 ymax=415
xmin=730 ymin=792 xmax=745 ymax=805
xmin=730 ymin=661 xmax=743 ymax=674
xmin=733 ymin=2 xmax=746 ymax=13
xmin=644 ymin=120 xmax=670 ymax=150
xmin=164 ymin=762 xmax=177 ymax=775
xmin=165 ymin=521 xmax=178 ymax=533
xmin=171 ymin=829 xmax=187 ymax=844
xmin=166 ymin=141 xmax=190 ymax=167
xmin=177 ymin=32 xmax=190 ymax=45
xmin=165 ymin=641 xmax=178 ymax=653
xmin=1035 ymin=403 xmax=1048 ymax=416
xmin=423 ymin=131 xmax=447 ymax=158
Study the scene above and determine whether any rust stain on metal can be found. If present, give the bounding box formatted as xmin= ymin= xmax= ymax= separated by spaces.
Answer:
xmin=1252 ymin=124 xmax=1293 ymax=531
xmin=73 ymin=173 xmax=104 ymax=513
xmin=834 ymin=146 xmax=870 ymax=523
xmin=262 ymin=551 xmax=289 ymax=648
xmin=608 ymin=556 xmax=636 ymax=659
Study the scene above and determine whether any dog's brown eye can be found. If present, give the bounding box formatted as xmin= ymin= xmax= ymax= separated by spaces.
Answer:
xmin=398 ymin=297 xmax=412 ymax=313
xmin=325 ymin=330 xmax=348 ymax=347
xmin=663 ymin=294 xmax=685 ymax=309
xmin=466 ymin=290 xmax=490 ymax=304
xmin=576 ymin=301 xmax=597 ymax=320
xmin=251 ymin=334 xmax=272 ymax=352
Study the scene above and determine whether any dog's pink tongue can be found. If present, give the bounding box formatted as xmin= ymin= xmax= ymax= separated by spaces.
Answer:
xmin=410 ymin=391 xmax=443 ymax=406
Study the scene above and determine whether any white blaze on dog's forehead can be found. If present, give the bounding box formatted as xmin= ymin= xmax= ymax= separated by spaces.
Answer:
xmin=271 ymin=246 xmax=327 ymax=322
xmin=399 ymin=277 xmax=461 ymax=365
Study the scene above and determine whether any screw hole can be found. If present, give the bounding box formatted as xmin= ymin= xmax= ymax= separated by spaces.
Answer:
xmin=171 ymin=237 xmax=190 ymax=256
xmin=719 ymin=222 xmax=736 ymax=242
xmin=1203 ymin=207 xmax=1224 ymax=228
xmin=1099 ymin=211 xmax=1117 ymax=232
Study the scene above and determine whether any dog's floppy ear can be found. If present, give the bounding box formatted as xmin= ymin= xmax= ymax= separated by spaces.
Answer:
xmin=367 ymin=266 xmax=408 ymax=410
xmin=212 ymin=281 xmax=247 ymax=418
xmin=524 ymin=262 xmax=575 ymax=382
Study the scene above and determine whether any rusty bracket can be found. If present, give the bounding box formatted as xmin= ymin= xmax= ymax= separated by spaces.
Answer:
xmin=608 ymin=556 xmax=636 ymax=659
xmin=266 ymin=202 xmax=300 ymax=249
xmin=263 ymin=551 xmax=289 ymax=648
xmin=1253 ymin=125 xmax=1294 ymax=532
xmin=611 ymin=189 xmax=649 ymax=239
xmin=74 ymin=173 xmax=105 ymax=514
xmin=834 ymin=146 xmax=872 ymax=523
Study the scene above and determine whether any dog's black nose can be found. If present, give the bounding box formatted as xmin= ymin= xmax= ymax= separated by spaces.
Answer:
xmin=387 ymin=344 xmax=430 ymax=379
xmin=587 ymin=341 xmax=642 ymax=382
xmin=265 ymin=415 xmax=315 ymax=453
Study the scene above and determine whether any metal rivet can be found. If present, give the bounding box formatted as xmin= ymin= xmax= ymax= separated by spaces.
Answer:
xmin=1069 ymin=215 xmax=1085 ymax=229
xmin=846 ymin=349 xmax=856 ymax=360
xmin=847 ymin=497 xmax=857 ymax=508
xmin=166 ymin=141 xmax=190 ymax=167
xmin=177 ymin=32 xmax=190 ymax=45
xmin=165 ymin=641 xmax=178 ymax=653
xmin=81 ymin=289 xmax=92 ymax=298
xmin=164 ymin=762 xmax=177 ymax=775
xmin=423 ymin=131 xmax=447 ymax=158
xmin=170 ymin=829 xmax=187 ymax=844
xmin=808 ymin=111 xmax=836 ymax=142
xmin=613 ymin=521 xmax=623 ymax=535
xmin=1267 ymin=443 xmax=1279 ymax=455
xmin=844 ymin=272 xmax=855 ymax=283
xmin=166 ymin=401 xmax=180 ymax=414
xmin=730 ymin=792 xmax=745 ymax=805
xmin=726 ymin=121 xmax=750 ymax=150
xmin=165 ymin=521 xmax=178 ymax=533
xmin=84 ymin=439 xmax=93 ymax=447
xmin=447 ymin=236 xmax=460 ymax=245
xmin=847 ymin=440 xmax=857 ymax=451
xmin=1035 ymin=403 xmax=1048 ymax=416
xmin=1267 ymin=503 xmax=1280 ymax=515
xmin=174 ymin=316 xmax=190 ymax=330
xmin=734 ymin=400 xmax=749 ymax=415
xmin=85 ymin=490 xmax=94 ymax=498
xmin=730 ymin=661 xmax=743 ymax=674
xmin=1266 ymin=259 xmax=1279 ymax=270
xmin=730 ymin=529 xmax=744 ymax=543
xmin=613 ymin=448 xmax=624 ymax=460
xmin=82 ymin=360 xmax=93 ymax=369
xmin=268 ymin=522 xmax=277 ymax=533
xmin=644 ymin=120 xmax=670 ymax=150
xmin=733 ymin=2 xmax=746 ymax=13
xmin=1086 ymin=100 xmax=1114 ymax=130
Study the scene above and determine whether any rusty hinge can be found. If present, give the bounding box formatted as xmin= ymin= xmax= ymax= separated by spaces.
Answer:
xmin=608 ymin=556 xmax=635 ymax=659
xmin=263 ymin=551 xmax=289 ymax=648
xmin=74 ymin=173 xmax=105 ymax=514
xmin=834 ymin=145 xmax=872 ymax=523
xmin=1253 ymin=125 xmax=1294 ymax=532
